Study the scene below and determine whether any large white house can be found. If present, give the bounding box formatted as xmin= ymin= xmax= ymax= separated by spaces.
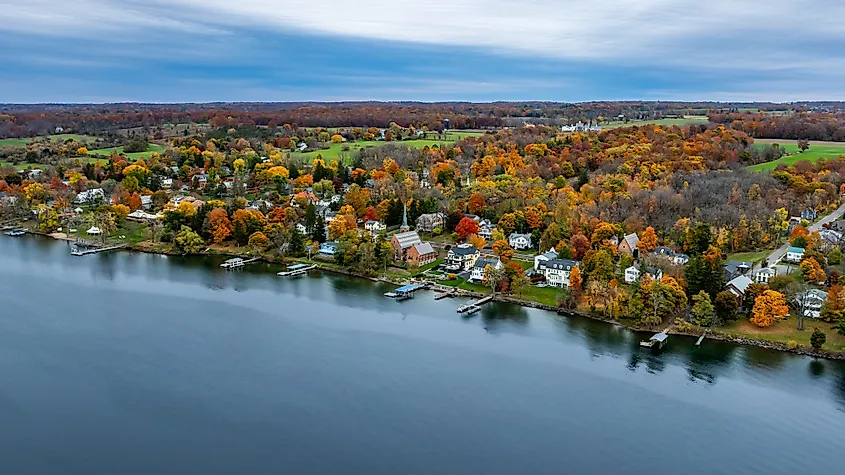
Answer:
xmin=534 ymin=248 xmax=559 ymax=272
xmin=624 ymin=266 xmax=663 ymax=284
xmin=537 ymin=258 xmax=580 ymax=288
xmin=74 ymin=188 xmax=105 ymax=204
xmin=446 ymin=244 xmax=480 ymax=272
xmin=508 ymin=232 xmax=532 ymax=250
xmin=796 ymin=288 xmax=828 ymax=319
xmin=470 ymin=256 xmax=503 ymax=282
xmin=754 ymin=267 xmax=777 ymax=284
xmin=478 ymin=219 xmax=495 ymax=240
xmin=416 ymin=213 xmax=447 ymax=233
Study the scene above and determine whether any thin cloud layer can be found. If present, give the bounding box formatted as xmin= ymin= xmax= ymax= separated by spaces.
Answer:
xmin=1 ymin=0 xmax=843 ymax=101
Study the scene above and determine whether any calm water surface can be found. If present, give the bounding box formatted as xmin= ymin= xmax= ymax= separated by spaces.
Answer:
xmin=1 ymin=236 xmax=844 ymax=475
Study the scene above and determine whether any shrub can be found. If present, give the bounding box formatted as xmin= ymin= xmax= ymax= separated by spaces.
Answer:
xmin=787 ymin=340 xmax=799 ymax=350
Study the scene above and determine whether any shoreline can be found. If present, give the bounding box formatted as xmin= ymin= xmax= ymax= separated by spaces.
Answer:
xmin=19 ymin=230 xmax=845 ymax=361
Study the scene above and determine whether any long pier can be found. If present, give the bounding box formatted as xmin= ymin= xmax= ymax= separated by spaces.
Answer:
xmin=71 ymin=244 xmax=126 ymax=256
xmin=456 ymin=294 xmax=494 ymax=313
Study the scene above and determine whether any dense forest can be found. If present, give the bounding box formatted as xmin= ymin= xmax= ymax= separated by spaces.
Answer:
xmin=710 ymin=112 xmax=845 ymax=141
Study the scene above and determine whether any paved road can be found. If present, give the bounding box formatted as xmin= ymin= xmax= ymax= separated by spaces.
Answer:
xmin=762 ymin=202 xmax=845 ymax=267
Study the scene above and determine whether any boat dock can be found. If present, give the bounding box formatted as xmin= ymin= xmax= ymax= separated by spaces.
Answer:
xmin=220 ymin=257 xmax=259 ymax=269
xmin=696 ymin=333 xmax=706 ymax=346
xmin=434 ymin=290 xmax=456 ymax=300
xmin=640 ymin=332 xmax=669 ymax=349
xmin=277 ymin=263 xmax=316 ymax=277
xmin=384 ymin=282 xmax=432 ymax=300
xmin=71 ymin=244 xmax=126 ymax=256
xmin=456 ymin=295 xmax=494 ymax=314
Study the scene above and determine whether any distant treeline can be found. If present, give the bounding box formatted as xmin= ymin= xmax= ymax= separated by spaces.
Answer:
xmin=711 ymin=112 xmax=845 ymax=142
xmin=4 ymin=101 xmax=845 ymax=139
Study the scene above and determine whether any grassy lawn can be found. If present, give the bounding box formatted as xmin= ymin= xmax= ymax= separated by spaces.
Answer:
xmin=723 ymin=318 xmax=845 ymax=352
xmin=602 ymin=117 xmax=710 ymax=129
xmin=514 ymin=259 xmax=533 ymax=271
xmin=438 ymin=278 xmax=490 ymax=294
xmin=291 ymin=132 xmax=482 ymax=164
xmin=726 ymin=249 xmax=774 ymax=264
xmin=0 ymin=134 xmax=98 ymax=148
xmin=413 ymin=258 xmax=444 ymax=275
xmin=517 ymin=285 xmax=560 ymax=307
xmin=86 ymin=143 xmax=168 ymax=160
xmin=0 ymin=160 xmax=46 ymax=171
xmin=747 ymin=140 xmax=845 ymax=172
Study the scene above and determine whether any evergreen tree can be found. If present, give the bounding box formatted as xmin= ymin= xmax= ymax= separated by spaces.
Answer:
xmin=311 ymin=215 xmax=326 ymax=243
xmin=289 ymin=227 xmax=305 ymax=257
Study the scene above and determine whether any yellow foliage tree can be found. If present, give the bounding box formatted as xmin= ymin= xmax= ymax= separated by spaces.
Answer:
xmin=76 ymin=147 xmax=88 ymax=156
xmin=637 ymin=226 xmax=658 ymax=253
xmin=467 ymin=233 xmax=486 ymax=250
xmin=750 ymin=290 xmax=789 ymax=328
xmin=800 ymin=257 xmax=826 ymax=283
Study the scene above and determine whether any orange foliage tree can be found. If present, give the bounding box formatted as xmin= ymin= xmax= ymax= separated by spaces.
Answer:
xmin=455 ymin=217 xmax=480 ymax=239
xmin=468 ymin=193 xmax=486 ymax=215
xmin=208 ymin=208 xmax=233 ymax=244
xmin=750 ymin=290 xmax=789 ymax=328
xmin=637 ymin=226 xmax=658 ymax=253
xmin=467 ymin=233 xmax=486 ymax=250
xmin=800 ymin=257 xmax=826 ymax=283
xmin=569 ymin=266 xmax=582 ymax=295
xmin=492 ymin=240 xmax=515 ymax=262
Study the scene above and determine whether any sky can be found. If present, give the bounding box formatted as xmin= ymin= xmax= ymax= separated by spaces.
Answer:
xmin=1 ymin=0 xmax=844 ymax=103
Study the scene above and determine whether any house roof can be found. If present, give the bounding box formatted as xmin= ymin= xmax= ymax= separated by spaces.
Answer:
xmin=473 ymin=256 xmax=500 ymax=269
xmin=509 ymin=232 xmax=531 ymax=240
xmin=538 ymin=248 xmax=558 ymax=260
xmin=800 ymin=288 xmax=828 ymax=301
xmin=622 ymin=233 xmax=639 ymax=249
xmin=412 ymin=242 xmax=436 ymax=256
xmin=450 ymin=244 xmax=479 ymax=256
xmin=727 ymin=275 xmax=753 ymax=294
xmin=756 ymin=267 xmax=776 ymax=275
xmin=724 ymin=261 xmax=751 ymax=273
xmin=787 ymin=246 xmax=805 ymax=253
xmin=393 ymin=231 xmax=422 ymax=249
xmin=539 ymin=258 xmax=579 ymax=271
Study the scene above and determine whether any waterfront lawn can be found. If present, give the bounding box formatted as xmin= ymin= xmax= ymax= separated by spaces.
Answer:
xmin=413 ymin=258 xmax=444 ymax=275
xmin=723 ymin=318 xmax=845 ymax=352
xmin=518 ymin=285 xmax=560 ymax=307
xmin=438 ymin=278 xmax=490 ymax=294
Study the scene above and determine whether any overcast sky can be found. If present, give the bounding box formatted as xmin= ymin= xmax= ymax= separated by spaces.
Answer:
xmin=1 ymin=0 xmax=843 ymax=103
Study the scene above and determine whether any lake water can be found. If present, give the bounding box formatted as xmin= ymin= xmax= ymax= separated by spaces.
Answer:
xmin=1 ymin=236 xmax=844 ymax=475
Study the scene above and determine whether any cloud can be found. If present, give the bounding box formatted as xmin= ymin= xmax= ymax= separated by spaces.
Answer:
xmin=1 ymin=0 xmax=845 ymax=102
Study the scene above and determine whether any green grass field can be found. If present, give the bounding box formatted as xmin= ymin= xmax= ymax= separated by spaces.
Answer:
xmin=291 ymin=132 xmax=483 ymax=163
xmin=725 ymin=249 xmax=774 ymax=264
xmin=747 ymin=140 xmax=845 ymax=172
xmin=86 ymin=143 xmax=169 ymax=160
xmin=0 ymin=160 xmax=43 ymax=171
xmin=0 ymin=134 xmax=99 ymax=148
xmin=602 ymin=117 xmax=710 ymax=129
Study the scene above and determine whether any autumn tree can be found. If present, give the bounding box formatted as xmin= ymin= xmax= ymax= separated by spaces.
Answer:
xmin=111 ymin=204 xmax=130 ymax=223
xmin=232 ymin=209 xmax=267 ymax=245
xmin=568 ymin=266 xmax=582 ymax=296
xmin=455 ymin=217 xmax=480 ymax=240
xmin=207 ymin=208 xmax=233 ymax=244
xmin=750 ymin=290 xmax=789 ymax=328
xmin=569 ymin=233 xmax=591 ymax=260
xmin=714 ymin=291 xmax=739 ymax=323
xmin=174 ymin=225 xmax=204 ymax=254
xmin=248 ymin=231 xmax=270 ymax=253
xmin=491 ymin=240 xmax=514 ymax=262
xmin=467 ymin=193 xmax=486 ymax=215
xmin=800 ymin=257 xmax=826 ymax=283
xmin=467 ymin=233 xmax=486 ymax=250
xmin=328 ymin=217 xmax=350 ymax=241
xmin=637 ymin=226 xmax=658 ymax=253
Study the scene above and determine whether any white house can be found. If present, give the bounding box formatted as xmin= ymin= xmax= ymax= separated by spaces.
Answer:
xmin=624 ymin=265 xmax=663 ymax=284
xmin=140 ymin=195 xmax=152 ymax=210
xmin=364 ymin=220 xmax=387 ymax=233
xmin=754 ymin=267 xmax=777 ymax=284
xmin=126 ymin=210 xmax=160 ymax=222
xmin=796 ymin=288 xmax=828 ymax=319
xmin=786 ymin=246 xmax=805 ymax=263
xmin=508 ymin=232 xmax=533 ymax=250
xmin=537 ymin=259 xmax=579 ymax=288
xmin=446 ymin=243 xmax=480 ymax=272
xmin=478 ymin=219 xmax=495 ymax=240
xmin=534 ymin=248 xmax=559 ymax=272
xmin=416 ymin=213 xmax=446 ymax=233
xmin=297 ymin=142 xmax=308 ymax=152
xmin=470 ymin=256 xmax=503 ymax=282
xmin=74 ymin=188 xmax=105 ymax=204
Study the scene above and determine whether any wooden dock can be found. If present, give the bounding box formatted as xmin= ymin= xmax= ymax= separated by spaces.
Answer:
xmin=71 ymin=244 xmax=126 ymax=256
xmin=220 ymin=257 xmax=260 ymax=269
xmin=434 ymin=290 xmax=456 ymax=300
xmin=457 ymin=294 xmax=494 ymax=313
xmin=696 ymin=334 xmax=706 ymax=346
xmin=278 ymin=263 xmax=316 ymax=277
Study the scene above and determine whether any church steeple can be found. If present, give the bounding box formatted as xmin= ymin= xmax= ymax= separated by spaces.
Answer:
xmin=400 ymin=202 xmax=410 ymax=232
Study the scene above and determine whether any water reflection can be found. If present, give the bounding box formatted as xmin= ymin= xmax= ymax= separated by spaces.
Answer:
xmin=5 ymin=235 xmax=845 ymax=411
